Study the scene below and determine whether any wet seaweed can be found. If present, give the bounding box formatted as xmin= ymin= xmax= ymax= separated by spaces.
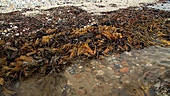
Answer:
xmin=0 ymin=6 xmax=169 ymax=95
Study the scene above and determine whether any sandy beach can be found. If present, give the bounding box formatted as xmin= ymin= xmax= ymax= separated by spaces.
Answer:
xmin=1 ymin=0 xmax=157 ymax=13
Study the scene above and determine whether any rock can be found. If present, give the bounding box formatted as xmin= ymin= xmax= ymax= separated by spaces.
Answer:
xmin=146 ymin=63 xmax=152 ymax=66
xmin=107 ymin=67 xmax=112 ymax=70
xmin=15 ymin=33 xmax=20 ymax=36
xmin=0 ymin=78 xmax=4 ymax=85
xmin=98 ymin=65 xmax=105 ymax=69
xmin=114 ymin=54 xmax=120 ymax=58
xmin=136 ymin=69 xmax=144 ymax=77
xmin=115 ymin=72 xmax=120 ymax=75
xmin=121 ymin=75 xmax=130 ymax=85
xmin=107 ymin=56 xmax=115 ymax=61
xmin=114 ymin=64 xmax=122 ymax=69
xmin=74 ymin=74 xmax=82 ymax=78
xmin=85 ymin=68 xmax=91 ymax=72
xmin=78 ymin=90 xmax=84 ymax=95
xmin=124 ymin=51 xmax=132 ymax=56
xmin=120 ymin=60 xmax=129 ymax=66
xmin=120 ymin=67 xmax=129 ymax=73
xmin=160 ymin=67 xmax=166 ymax=70
xmin=109 ymin=3 xmax=117 ymax=7
xmin=13 ymin=26 xmax=18 ymax=29
xmin=115 ymin=75 xmax=120 ymax=79
xmin=96 ymin=70 xmax=104 ymax=76
xmin=79 ymin=66 xmax=83 ymax=69
xmin=96 ymin=75 xmax=103 ymax=80
xmin=90 ymin=60 xmax=99 ymax=66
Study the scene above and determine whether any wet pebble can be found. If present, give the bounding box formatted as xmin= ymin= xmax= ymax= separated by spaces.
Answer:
xmin=15 ymin=33 xmax=20 ymax=36
xmin=114 ymin=64 xmax=122 ymax=69
xmin=98 ymin=65 xmax=105 ymax=69
xmin=74 ymin=74 xmax=82 ymax=78
xmin=79 ymin=66 xmax=83 ymax=69
xmin=119 ymin=67 xmax=129 ymax=73
xmin=96 ymin=70 xmax=104 ymax=76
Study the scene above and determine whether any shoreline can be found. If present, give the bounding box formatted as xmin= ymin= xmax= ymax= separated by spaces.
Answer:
xmin=0 ymin=0 xmax=157 ymax=13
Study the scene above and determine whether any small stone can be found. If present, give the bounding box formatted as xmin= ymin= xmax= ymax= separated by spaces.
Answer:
xmin=124 ymin=51 xmax=132 ymax=56
xmin=0 ymin=78 xmax=4 ymax=85
xmin=136 ymin=64 xmax=139 ymax=66
xmin=13 ymin=26 xmax=18 ymax=29
xmin=115 ymin=75 xmax=120 ymax=79
xmin=4 ymin=30 xmax=7 ymax=32
xmin=79 ymin=66 xmax=83 ymax=69
xmin=160 ymin=67 xmax=166 ymax=70
xmin=84 ymin=74 xmax=88 ymax=78
xmin=107 ymin=57 xmax=113 ymax=61
xmin=96 ymin=70 xmax=104 ymax=76
xmin=90 ymin=60 xmax=99 ymax=65
xmin=109 ymin=3 xmax=117 ymax=7
xmin=120 ymin=67 xmax=129 ymax=73
xmin=1 ymin=32 xmax=6 ymax=35
xmin=78 ymin=90 xmax=84 ymax=95
xmin=15 ymin=82 xmax=20 ymax=88
xmin=114 ymin=64 xmax=122 ymax=69
xmin=146 ymin=63 xmax=152 ymax=66
xmin=98 ymin=65 xmax=105 ymax=69
xmin=96 ymin=75 xmax=103 ymax=80
xmin=121 ymin=75 xmax=130 ymax=85
xmin=115 ymin=72 xmax=120 ymax=75
xmin=109 ymin=83 xmax=114 ymax=86
xmin=134 ymin=52 xmax=140 ymax=56
xmin=79 ymin=87 xmax=84 ymax=89
xmin=107 ymin=67 xmax=112 ymax=70
xmin=74 ymin=74 xmax=82 ymax=78
xmin=120 ymin=60 xmax=129 ymax=66
xmin=114 ymin=54 xmax=120 ymax=58
xmin=15 ymin=33 xmax=20 ymax=36
xmin=85 ymin=68 xmax=91 ymax=72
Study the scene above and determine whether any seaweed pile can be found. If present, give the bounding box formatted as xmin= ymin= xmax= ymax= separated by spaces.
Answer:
xmin=0 ymin=6 xmax=169 ymax=94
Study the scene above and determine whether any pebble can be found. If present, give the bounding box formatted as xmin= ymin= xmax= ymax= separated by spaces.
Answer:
xmin=74 ymin=74 xmax=82 ymax=78
xmin=119 ymin=67 xmax=129 ymax=73
xmin=96 ymin=75 xmax=103 ymax=80
xmin=90 ymin=60 xmax=99 ymax=65
xmin=114 ymin=75 xmax=120 ymax=79
xmin=124 ymin=51 xmax=132 ymax=56
xmin=146 ymin=63 xmax=152 ymax=66
xmin=96 ymin=70 xmax=104 ymax=76
xmin=0 ymin=78 xmax=4 ymax=85
xmin=78 ymin=90 xmax=84 ymax=95
xmin=1 ymin=32 xmax=6 ymax=35
xmin=13 ymin=26 xmax=18 ymax=29
xmin=15 ymin=82 xmax=20 ymax=88
xmin=114 ymin=54 xmax=120 ymax=58
xmin=160 ymin=67 xmax=166 ymax=70
xmin=98 ymin=65 xmax=105 ymax=69
xmin=15 ymin=33 xmax=20 ymax=36
xmin=121 ymin=75 xmax=130 ymax=84
xmin=136 ymin=64 xmax=139 ymax=66
xmin=107 ymin=56 xmax=115 ymax=61
xmin=85 ymin=68 xmax=91 ymax=72
xmin=79 ymin=66 xmax=83 ymax=69
xmin=115 ymin=72 xmax=120 ymax=75
xmin=3 ymin=30 xmax=7 ymax=32
xmin=114 ymin=64 xmax=122 ymax=69
xmin=107 ymin=67 xmax=112 ymax=70
xmin=120 ymin=60 xmax=128 ymax=66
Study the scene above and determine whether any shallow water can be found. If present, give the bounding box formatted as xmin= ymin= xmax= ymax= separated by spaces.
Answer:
xmin=7 ymin=46 xmax=169 ymax=96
